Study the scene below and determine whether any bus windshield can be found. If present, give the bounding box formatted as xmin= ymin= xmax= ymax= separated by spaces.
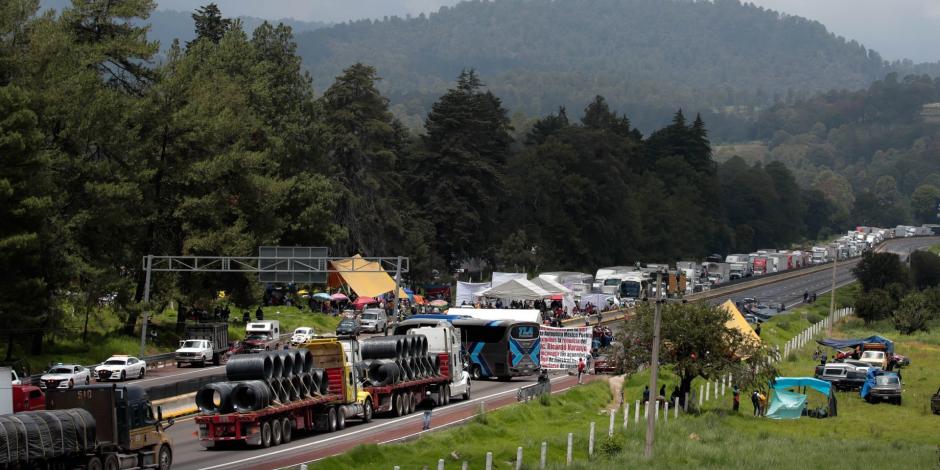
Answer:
xmin=620 ymin=281 xmax=642 ymax=298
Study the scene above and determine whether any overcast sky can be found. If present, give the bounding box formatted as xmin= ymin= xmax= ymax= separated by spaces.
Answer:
xmin=155 ymin=1 xmax=940 ymax=62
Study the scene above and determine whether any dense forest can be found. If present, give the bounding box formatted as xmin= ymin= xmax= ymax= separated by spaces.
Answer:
xmin=0 ymin=1 xmax=847 ymax=353
xmin=292 ymin=0 xmax=939 ymax=140
xmin=740 ymin=73 xmax=940 ymax=228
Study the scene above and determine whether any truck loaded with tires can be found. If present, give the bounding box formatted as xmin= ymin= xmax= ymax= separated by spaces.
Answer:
xmin=0 ymin=384 xmax=174 ymax=469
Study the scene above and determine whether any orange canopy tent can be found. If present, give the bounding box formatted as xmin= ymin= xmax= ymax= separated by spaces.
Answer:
xmin=328 ymin=254 xmax=405 ymax=299
xmin=719 ymin=300 xmax=761 ymax=346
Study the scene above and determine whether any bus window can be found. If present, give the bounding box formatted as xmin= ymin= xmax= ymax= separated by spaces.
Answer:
xmin=462 ymin=325 xmax=506 ymax=344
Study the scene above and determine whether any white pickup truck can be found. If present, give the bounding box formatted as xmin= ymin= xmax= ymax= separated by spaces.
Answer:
xmin=176 ymin=339 xmax=215 ymax=367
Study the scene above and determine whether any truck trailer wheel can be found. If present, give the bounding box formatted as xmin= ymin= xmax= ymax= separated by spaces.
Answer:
xmin=103 ymin=453 xmax=120 ymax=470
xmin=443 ymin=385 xmax=451 ymax=405
xmin=158 ymin=445 xmax=173 ymax=470
xmin=271 ymin=420 xmax=283 ymax=446
xmin=463 ymin=382 xmax=471 ymax=401
xmin=281 ymin=418 xmax=293 ymax=443
xmin=260 ymin=422 xmax=272 ymax=448
xmin=363 ymin=399 xmax=374 ymax=423
xmin=393 ymin=393 xmax=404 ymax=417
xmin=86 ymin=456 xmax=103 ymax=470
xmin=327 ymin=407 xmax=338 ymax=432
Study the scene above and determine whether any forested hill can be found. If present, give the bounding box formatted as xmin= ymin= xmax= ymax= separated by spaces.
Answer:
xmin=295 ymin=0 xmax=889 ymax=138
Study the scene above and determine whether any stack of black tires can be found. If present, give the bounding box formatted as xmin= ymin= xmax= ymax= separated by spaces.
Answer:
xmin=357 ymin=335 xmax=438 ymax=386
xmin=196 ymin=349 xmax=330 ymax=413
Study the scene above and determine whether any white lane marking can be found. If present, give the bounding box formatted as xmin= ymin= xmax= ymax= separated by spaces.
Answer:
xmin=197 ymin=376 xmax=571 ymax=470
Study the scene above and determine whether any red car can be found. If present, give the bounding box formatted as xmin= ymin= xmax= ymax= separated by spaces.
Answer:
xmin=12 ymin=385 xmax=45 ymax=412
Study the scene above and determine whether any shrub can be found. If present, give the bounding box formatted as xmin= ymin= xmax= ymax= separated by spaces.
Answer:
xmin=599 ymin=436 xmax=623 ymax=456
xmin=892 ymin=292 xmax=934 ymax=335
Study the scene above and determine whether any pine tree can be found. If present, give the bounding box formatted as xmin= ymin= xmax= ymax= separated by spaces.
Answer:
xmin=190 ymin=3 xmax=232 ymax=46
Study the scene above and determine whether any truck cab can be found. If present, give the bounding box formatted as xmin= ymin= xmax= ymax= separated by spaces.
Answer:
xmin=12 ymin=384 xmax=45 ymax=412
xmin=46 ymin=384 xmax=174 ymax=469
xmin=175 ymin=339 xmax=213 ymax=367
xmin=245 ymin=320 xmax=282 ymax=352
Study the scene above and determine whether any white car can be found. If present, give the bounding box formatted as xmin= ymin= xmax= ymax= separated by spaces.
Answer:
xmin=291 ymin=327 xmax=315 ymax=345
xmin=95 ymin=355 xmax=146 ymax=381
xmin=40 ymin=364 xmax=92 ymax=390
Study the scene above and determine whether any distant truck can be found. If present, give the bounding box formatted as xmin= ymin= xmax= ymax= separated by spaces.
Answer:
xmin=244 ymin=320 xmax=283 ymax=352
xmin=12 ymin=384 xmax=45 ymax=412
xmin=1 ymin=384 xmax=174 ymax=469
xmin=176 ymin=322 xmax=230 ymax=367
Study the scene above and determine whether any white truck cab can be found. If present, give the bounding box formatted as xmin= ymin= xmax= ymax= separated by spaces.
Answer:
xmin=408 ymin=325 xmax=471 ymax=402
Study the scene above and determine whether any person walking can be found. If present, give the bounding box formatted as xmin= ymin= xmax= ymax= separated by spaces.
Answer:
xmin=732 ymin=385 xmax=740 ymax=412
xmin=642 ymin=385 xmax=650 ymax=403
xmin=751 ymin=390 xmax=760 ymax=416
xmin=757 ymin=390 xmax=767 ymax=417
xmin=422 ymin=407 xmax=432 ymax=431
xmin=577 ymin=358 xmax=586 ymax=384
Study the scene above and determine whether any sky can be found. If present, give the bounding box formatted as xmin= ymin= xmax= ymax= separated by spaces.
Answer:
xmin=153 ymin=0 xmax=940 ymax=62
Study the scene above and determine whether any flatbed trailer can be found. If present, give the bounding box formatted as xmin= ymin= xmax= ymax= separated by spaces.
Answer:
xmin=196 ymin=344 xmax=460 ymax=448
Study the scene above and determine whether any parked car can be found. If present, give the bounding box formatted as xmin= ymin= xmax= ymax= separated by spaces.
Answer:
xmin=94 ymin=355 xmax=146 ymax=381
xmin=866 ymin=372 xmax=902 ymax=405
xmin=335 ymin=318 xmax=362 ymax=337
xmin=290 ymin=327 xmax=315 ymax=345
xmin=12 ymin=385 xmax=45 ymax=412
xmin=359 ymin=309 xmax=388 ymax=333
xmin=39 ymin=364 xmax=92 ymax=390
xmin=932 ymin=387 xmax=940 ymax=414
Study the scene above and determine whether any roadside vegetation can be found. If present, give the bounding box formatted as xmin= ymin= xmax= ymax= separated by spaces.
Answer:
xmin=311 ymin=288 xmax=939 ymax=469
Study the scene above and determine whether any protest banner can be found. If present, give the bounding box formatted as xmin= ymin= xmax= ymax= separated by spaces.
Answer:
xmin=539 ymin=325 xmax=593 ymax=369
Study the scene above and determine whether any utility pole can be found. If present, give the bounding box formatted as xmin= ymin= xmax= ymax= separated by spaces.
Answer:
xmin=828 ymin=251 xmax=837 ymax=335
xmin=139 ymin=255 xmax=153 ymax=359
xmin=644 ymin=270 xmax=664 ymax=459
xmin=392 ymin=256 xmax=403 ymax=324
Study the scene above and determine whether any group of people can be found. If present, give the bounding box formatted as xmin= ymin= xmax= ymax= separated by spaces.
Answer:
xmin=184 ymin=304 xmax=232 ymax=322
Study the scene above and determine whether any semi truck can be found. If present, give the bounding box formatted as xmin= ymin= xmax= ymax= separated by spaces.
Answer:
xmin=175 ymin=322 xmax=230 ymax=367
xmin=195 ymin=334 xmax=470 ymax=449
xmin=0 ymin=385 xmax=174 ymax=469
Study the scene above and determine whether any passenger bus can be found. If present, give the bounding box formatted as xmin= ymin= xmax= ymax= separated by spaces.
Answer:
xmin=395 ymin=315 xmax=541 ymax=381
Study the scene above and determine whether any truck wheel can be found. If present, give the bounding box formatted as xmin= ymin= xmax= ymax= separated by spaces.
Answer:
xmin=213 ymin=353 xmax=221 ymax=366
xmin=363 ymin=399 xmax=374 ymax=423
xmin=176 ymin=362 xmax=182 ymax=368
xmin=443 ymin=385 xmax=451 ymax=405
xmin=86 ymin=456 xmax=103 ymax=470
xmin=327 ymin=407 xmax=338 ymax=432
xmin=260 ymin=421 xmax=272 ymax=448
xmin=337 ymin=408 xmax=346 ymax=430
xmin=157 ymin=445 xmax=173 ymax=470
xmin=393 ymin=393 xmax=404 ymax=417
xmin=405 ymin=392 xmax=414 ymax=414
xmin=463 ymin=382 xmax=471 ymax=401
xmin=271 ymin=419 xmax=283 ymax=446
xmin=896 ymin=397 xmax=902 ymax=405
xmin=470 ymin=366 xmax=482 ymax=380
xmin=281 ymin=418 xmax=293 ymax=443
xmin=104 ymin=454 xmax=120 ymax=470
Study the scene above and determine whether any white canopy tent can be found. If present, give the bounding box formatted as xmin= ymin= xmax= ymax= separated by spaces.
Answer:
xmin=477 ymin=278 xmax=551 ymax=301
xmin=491 ymin=272 xmax=527 ymax=288
xmin=455 ymin=281 xmax=491 ymax=306
xmin=530 ymin=277 xmax=576 ymax=312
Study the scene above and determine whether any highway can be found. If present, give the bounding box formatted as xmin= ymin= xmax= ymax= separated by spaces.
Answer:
xmin=160 ymin=236 xmax=939 ymax=470
xmin=714 ymin=236 xmax=940 ymax=309
xmin=169 ymin=373 xmax=571 ymax=470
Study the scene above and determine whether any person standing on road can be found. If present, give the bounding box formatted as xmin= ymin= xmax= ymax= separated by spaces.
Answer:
xmin=577 ymin=358 xmax=586 ymax=384
xmin=422 ymin=407 xmax=432 ymax=430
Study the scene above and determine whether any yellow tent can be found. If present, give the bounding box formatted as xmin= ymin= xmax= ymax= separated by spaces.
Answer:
xmin=719 ymin=300 xmax=761 ymax=345
xmin=328 ymin=255 xmax=404 ymax=299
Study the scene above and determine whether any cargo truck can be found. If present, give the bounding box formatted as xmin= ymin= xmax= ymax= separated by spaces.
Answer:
xmin=176 ymin=322 xmax=230 ymax=367
xmin=195 ymin=335 xmax=469 ymax=449
xmin=0 ymin=385 xmax=174 ymax=469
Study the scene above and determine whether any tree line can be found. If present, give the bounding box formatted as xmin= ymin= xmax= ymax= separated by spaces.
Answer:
xmin=2 ymin=1 xmax=846 ymax=354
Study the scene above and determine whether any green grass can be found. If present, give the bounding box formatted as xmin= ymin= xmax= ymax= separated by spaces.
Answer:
xmin=929 ymin=243 xmax=940 ymax=255
xmin=6 ymin=304 xmax=342 ymax=373
xmin=307 ymin=286 xmax=940 ymax=469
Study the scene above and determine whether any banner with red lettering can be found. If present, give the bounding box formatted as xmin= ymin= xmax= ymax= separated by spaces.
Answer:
xmin=539 ymin=326 xmax=593 ymax=369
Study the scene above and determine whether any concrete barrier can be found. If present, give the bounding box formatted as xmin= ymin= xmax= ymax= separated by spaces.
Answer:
xmin=152 ymin=391 xmax=198 ymax=419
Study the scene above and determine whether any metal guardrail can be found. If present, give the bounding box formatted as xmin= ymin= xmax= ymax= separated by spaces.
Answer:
xmin=517 ymin=381 xmax=551 ymax=402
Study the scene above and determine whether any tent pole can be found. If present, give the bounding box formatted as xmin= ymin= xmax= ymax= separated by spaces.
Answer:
xmin=392 ymin=256 xmax=402 ymax=321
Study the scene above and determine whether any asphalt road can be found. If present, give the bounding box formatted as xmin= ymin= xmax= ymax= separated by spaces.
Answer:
xmin=169 ymin=373 xmax=561 ymax=470
xmin=716 ymin=236 xmax=939 ymax=309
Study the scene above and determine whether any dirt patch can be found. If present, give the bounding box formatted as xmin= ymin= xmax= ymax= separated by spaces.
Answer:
xmin=607 ymin=375 xmax=625 ymax=410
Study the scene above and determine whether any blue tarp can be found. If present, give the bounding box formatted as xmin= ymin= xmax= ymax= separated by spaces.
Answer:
xmin=766 ymin=377 xmax=834 ymax=420
xmin=816 ymin=335 xmax=894 ymax=354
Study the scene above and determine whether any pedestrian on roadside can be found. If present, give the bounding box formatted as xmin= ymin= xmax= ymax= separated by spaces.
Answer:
xmin=255 ymin=306 xmax=263 ymax=320
xmin=577 ymin=358 xmax=586 ymax=384
xmin=732 ymin=385 xmax=740 ymax=412
xmin=757 ymin=390 xmax=767 ymax=416
xmin=751 ymin=390 xmax=760 ymax=416
xmin=642 ymin=385 xmax=650 ymax=403
xmin=422 ymin=407 xmax=432 ymax=430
